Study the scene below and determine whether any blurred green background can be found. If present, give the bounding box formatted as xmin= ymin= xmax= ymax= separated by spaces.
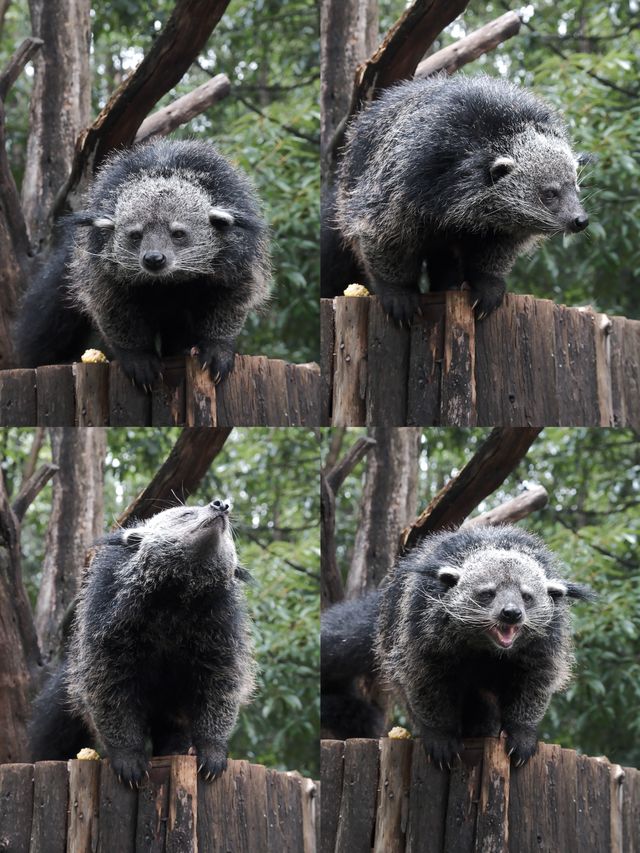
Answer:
xmin=1 ymin=427 xmax=320 ymax=778
xmin=324 ymin=427 xmax=640 ymax=768
xmin=0 ymin=0 xmax=319 ymax=362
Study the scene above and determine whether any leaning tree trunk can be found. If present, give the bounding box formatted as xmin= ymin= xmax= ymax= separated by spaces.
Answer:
xmin=346 ymin=427 xmax=420 ymax=597
xmin=22 ymin=0 xmax=92 ymax=255
xmin=35 ymin=428 xmax=106 ymax=663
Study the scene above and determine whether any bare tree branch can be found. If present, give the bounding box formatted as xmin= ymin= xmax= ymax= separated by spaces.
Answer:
xmin=326 ymin=435 xmax=376 ymax=493
xmin=415 ymin=11 xmax=520 ymax=78
xmin=134 ymin=73 xmax=231 ymax=144
xmin=21 ymin=427 xmax=46 ymax=484
xmin=463 ymin=485 xmax=548 ymax=528
xmin=116 ymin=427 xmax=232 ymax=527
xmin=11 ymin=462 xmax=58 ymax=523
xmin=0 ymin=36 xmax=43 ymax=100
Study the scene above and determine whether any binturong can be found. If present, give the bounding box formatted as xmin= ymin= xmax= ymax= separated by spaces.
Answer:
xmin=321 ymin=525 xmax=594 ymax=768
xmin=29 ymin=500 xmax=255 ymax=786
xmin=332 ymin=75 xmax=589 ymax=323
xmin=15 ymin=139 xmax=270 ymax=388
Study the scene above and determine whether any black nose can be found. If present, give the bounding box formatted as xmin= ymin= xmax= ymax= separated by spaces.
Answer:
xmin=573 ymin=214 xmax=589 ymax=232
xmin=210 ymin=499 xmax=230 ymax=513
xmin=500 ymin=605 xmax=523 ymax=624
xmin=142 ymin=250 xmax=166 ymax=270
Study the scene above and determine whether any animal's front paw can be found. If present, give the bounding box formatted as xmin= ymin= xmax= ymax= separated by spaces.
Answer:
xmin=419 ymin=725 xmax=463 ymax=770
xmin=196 ymin=741 xmax=228 ymax=782
xmin=467 ymin=275 xmax=506 ymax=320
xmin=504 ymin=725 xmax=538 ymax=767
xmin=377 ymin=290 xmax=422 ymax=326
xmin=116 ymin=350 xmax=163 ymax=391
xmin=107 ymin=746 xmax=150 ymax=787
xmin=191 ymin=340 xmax=236 ymax=385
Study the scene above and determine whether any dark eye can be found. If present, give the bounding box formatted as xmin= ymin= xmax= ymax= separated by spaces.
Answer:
xmin=129 ymin=230 xmax=143 ymax=242
xmin=522 ymin=592 xmax=534 ymax=605
xmin=542 ymin=187 xmax=560 ymax=202
xmin=171 ymin=229 xmax=186 ymax=239
xmin=476 ymin=590 xmax=496 ymax=605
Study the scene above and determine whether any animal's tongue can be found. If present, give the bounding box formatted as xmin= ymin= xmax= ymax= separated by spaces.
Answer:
xmin=489 ymin=623 xmax=520 ymax=648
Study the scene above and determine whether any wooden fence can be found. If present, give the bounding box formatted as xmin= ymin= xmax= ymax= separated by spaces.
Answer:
xmin=0 ymin=755 xmax=318 ymax=853
xmin=321 ymin=294 xmax=640 ymax=427
xmin=0 ymin=355 xmax=320 ymax=427
xmin=321 ymin=737 xmax=639 ymax=853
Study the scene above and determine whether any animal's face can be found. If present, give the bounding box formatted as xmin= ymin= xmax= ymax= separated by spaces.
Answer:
xmin=487 ymin=131 xmax=589 ymax=235
xmin=437 ymin=547 xmax=567 ymax=653
xmin=88 ymin=176 xmax=236 ymax=282
xmin=122 ymin=501 xmax=237 ymax=570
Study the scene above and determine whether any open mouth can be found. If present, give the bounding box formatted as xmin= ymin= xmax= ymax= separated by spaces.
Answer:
xmin=488 ymin=623 xmax=521 ymax=649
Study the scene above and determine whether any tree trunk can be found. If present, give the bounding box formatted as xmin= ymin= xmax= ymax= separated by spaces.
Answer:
xmin=35 ymin=428 xmax=105 ymax=663
xmin=22 ymin=0 xmax=92 ymax=254
xmin=346 ymin=427 xmax=420 ymax=596
xmin=320 ymin=0 xmax=378 ymax=182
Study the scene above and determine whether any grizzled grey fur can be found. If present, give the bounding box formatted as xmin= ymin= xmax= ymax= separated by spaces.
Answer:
xmin=333 ymin=75 xmax=588 ymax=322
xmin=16 ymin=139 xmax=270 ymax=388
xmin=29 ymin=501 xmax=255 ymax=786
xmin=321 ymin=525 xmax=593 ymax=767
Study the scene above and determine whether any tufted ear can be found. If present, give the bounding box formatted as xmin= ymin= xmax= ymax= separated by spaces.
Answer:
xmin=437 ymin=566 xmax=461 ymax=588
xmin=209 ymin=207 xmax=235 ymax=227
xmin=490 ymin=155 xmax=516 ymax=181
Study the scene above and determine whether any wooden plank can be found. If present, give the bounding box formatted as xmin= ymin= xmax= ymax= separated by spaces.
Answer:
xmin=508 ymin=746 xmax=546 ymax=852
xmin=97 ymin=760 xmax=137 ymax=853
xmin=73 ymin=363 xmax=109 ymax=426
xmin=475 ymin=296 xmax=517 ymax=426
xmin=109 ymin=363 xmax=151 ymax=426
xmin=555 ymin=748 xmax=578 ymax=853
xmin=135 ymin=757 xmax=171 ymax=853
xmin=0 ymin=368 xmax=37 ymax=425
xmin=576 ymin=754 xmax=611 ymax=852
xmin=261 ymin=358 xmax=291 ymax=426
xmin=216 ymin=354 xmax=263 ymax=426
xmin=67 ymin=759 xmax=100 ymax=853
xmin=185 ymin=356 xmax=217 ymax=426
xmin=406 ymin=296 xmax=445 ymax=426
xmin=366 ymin=298 xmax=410 ymax=425
xmin=608 ymin=317 xmax=628 ymax=427
xmin=266 ymin=769 xmax=305 ymax=853
xmin=373 ymin=738 xmax=412 ymax=853
xmin=320 ymin=740 xmax=345 ymax=853
xmin=443 ymin=752 xmax=482 ymax=853
xmin=621 ymin=766 xmax=640 ymax=853
xmin=166 ymin=755 xmax=198 ymax=853
xmin=320 ymin=298 xmax=335 ymax=426
xmin=0 ymin=763 xmax=34 ymax=852
xmin=197 ymin=760 xmax=269 ymax=853
xmin=286 ymin=363 xmax=321 ymax=427
xmin=406 ymin=739 xmax=449 ymax=853
xmin=151 ymin=358 xmax=186 ymax=426
xmin=590 ymin=311 xmax=614 ymax=426
xmin=331 ymin=297 xmax=369 ymax=427
xmin=334 ymin=739 xmax=379 ymax=853
xmin=620 ymin=318 xmax=640 ymax=429
xmin=440 ymin=291 xmax=476 ymax=426
xmin=553 ymin=304 xmax=599 ymax=425
xmin=30 ymin=761 xmax=68 ymax=853
xmin=35 ymin=365 xmax=75 ymax=425
xmin=475 ymin=737 xmax=511 ymax=853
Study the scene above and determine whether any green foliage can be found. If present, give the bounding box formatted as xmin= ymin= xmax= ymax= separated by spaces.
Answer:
xmin=1 ymin=428 xmax=319 ymax=777
xmin=324 ymin=427 xmax=640 ymax=768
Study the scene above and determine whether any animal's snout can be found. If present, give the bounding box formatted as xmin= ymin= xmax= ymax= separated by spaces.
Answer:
xmin=142 ymin=250 xmax=167 ymax=271
xmin=500 ymin=605 xmax=523 ymax=624
xmin=210 ymin=499 xmax=230 ymax=514
xmin=573 ymin=214 xmax=589 ymax=232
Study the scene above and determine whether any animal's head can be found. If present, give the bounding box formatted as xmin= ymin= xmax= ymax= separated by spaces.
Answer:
xmin=76 ymin=174 xmax=257 ymax=283
xmin=484 ymin=129 xmax=589 ymax=236
xmin=121 ymin=500 xmax=238 ymax=578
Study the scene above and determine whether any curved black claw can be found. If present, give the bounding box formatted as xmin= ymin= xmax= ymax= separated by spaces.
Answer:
xmin=378 ymin=290 xmax=422 ymax=327
xmin=192 ymin=340 xmax=236 ymax=385
xmin=117 ymin=351 xmax=163 ymax=390
xmin=505 ymin=725 xmax=538 ymax=767
xmin=196 ymin=743 xmax=228 ymax=783
xmin=419 ymin=726 xmax=463 ymax=770
xmin=468 ymin=276 xmax=506 ymax=321
xmin=108 ymin=747 xmax=150 ymax=788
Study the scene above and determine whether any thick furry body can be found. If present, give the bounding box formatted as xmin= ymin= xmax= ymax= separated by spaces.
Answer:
xmin=16 ymin=139 xmax=270 ymax=387
xmin=321 ymin=525 xmax=592 ymax=766
xmin=30 ymin=502 xmax=254 ymax=785
xmin=331 ymin=75 xmax=588 ymax=321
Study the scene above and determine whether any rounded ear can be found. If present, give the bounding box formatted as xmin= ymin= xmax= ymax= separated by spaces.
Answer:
xmin=437 ymin=566 xmax=461 ymax=588
xmin=490 ymin=156 xmax=516 ymax=181
xmin=209 ymin=207 xmax=235 ymax=227
xmin=547 ymin=579 xmax=596 ymax=602
xmin=93 ymin=217 xmax=116 ymax=229
xmin=546 ymin=579 xmax=568 ymax=599
xmin=122 ymin=529 xmax=144 ymax=548
xmin=71 ymin=212 xmax=115 ymax=229
xmin=576 ymin=152 xmax=598 ymax=166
